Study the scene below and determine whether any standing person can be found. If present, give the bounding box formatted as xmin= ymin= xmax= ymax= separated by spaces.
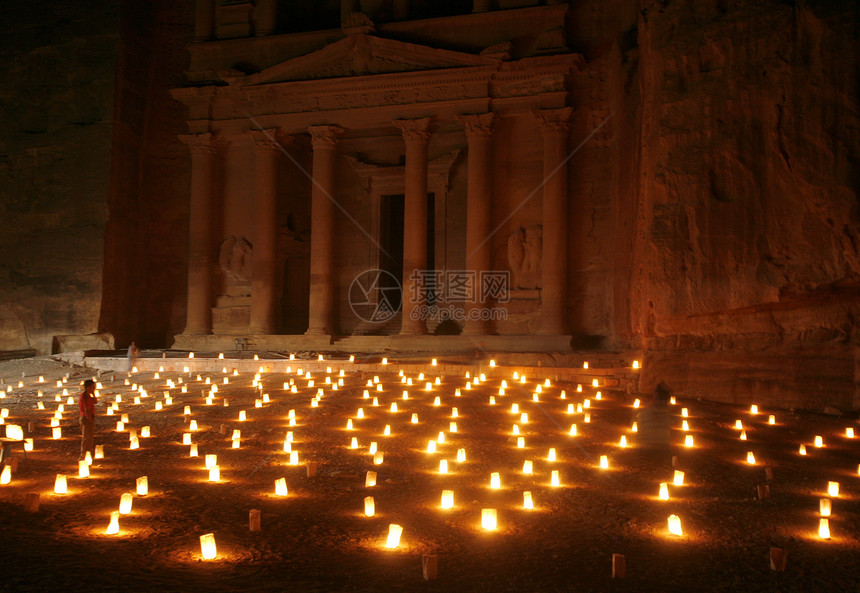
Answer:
xmin=79 ymin=379 xmax=97 ymax=461
xmin=636 ymin=382 xmax=673 ymax=454
xmin=127 ymin=341 xmax=140 ymax=372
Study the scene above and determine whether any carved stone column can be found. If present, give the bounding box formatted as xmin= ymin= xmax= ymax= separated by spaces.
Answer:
xmin=254 ymin=0 xmax=277 ymax=36
xmin=179 ymin=133 xmax=216 ymax=335
xmin=194 ymin=0 xmax=215 ymax=42
xmin=250 ymin=130 xmax=282 ymax=334
xmin=457 ymin=113 xmax=495 ymax=335
xmin=306 ymin=126 xmax=342 ymax=335
xmin=394 ymin=118 xmax=432 ymax=335
xmin=534 ymin=107 xmax=572 ymax=335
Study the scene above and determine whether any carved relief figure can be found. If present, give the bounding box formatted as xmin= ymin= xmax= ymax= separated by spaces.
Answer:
xmin=507 ymin=224 xmax=542 ymax=289
xmin=218 ymin=235 xmax=253 ymax=295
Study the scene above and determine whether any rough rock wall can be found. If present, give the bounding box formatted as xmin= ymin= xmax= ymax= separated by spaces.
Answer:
xmin=0 ymin=1 xmax=119 ymax=354
xmin=627 ymin=0 xmax=860 ymax=409
xmin=98 ymin=0 xmax=194 ymax=350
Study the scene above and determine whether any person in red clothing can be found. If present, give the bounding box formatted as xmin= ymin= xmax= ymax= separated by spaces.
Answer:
xmin=79 ymin=379 xmax=97 ymax=460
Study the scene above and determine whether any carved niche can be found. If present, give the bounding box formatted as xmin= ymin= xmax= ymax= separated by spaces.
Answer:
xmin=507 ymin=224 xmax=542 ymax=289
xmin=218 ymin=235 xmax=253 ymax=298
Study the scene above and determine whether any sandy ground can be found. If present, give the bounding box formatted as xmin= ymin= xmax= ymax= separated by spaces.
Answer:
xmin=0 ymin=355 xmax=858 ymax=593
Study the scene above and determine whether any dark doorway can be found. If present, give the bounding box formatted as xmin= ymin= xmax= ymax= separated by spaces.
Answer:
xmin=379 ymin=194 xmax=405 ymax=313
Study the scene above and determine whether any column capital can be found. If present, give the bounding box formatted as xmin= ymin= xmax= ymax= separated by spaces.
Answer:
xmin=249 ymin=129 xmax=287 ymax=153
xmin=178 ymin=133 xmax=215 ymax=155
xmin=308 ymin=125 xmax=343 ymax=150
xmin=533 ymin=107 xmax=573 ymax=134
xmin=457 ymin=113 xmax=495 ymax=138
xmin=393 ymin=117 xmax=432 ymax=144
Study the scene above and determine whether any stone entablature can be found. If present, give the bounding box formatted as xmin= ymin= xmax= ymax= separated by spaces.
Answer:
xmin=173 ymin=44 xmax=583 ymax=136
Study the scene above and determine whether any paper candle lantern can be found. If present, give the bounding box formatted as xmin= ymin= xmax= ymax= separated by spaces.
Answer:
xmin=516 ymin=437 xmax=525 ymax=449
xmin=551 ymin=470 xmax=560 ymax=487
xmin=547 ymin=447 xmax=557 ymax=461
xmin=599 ymin=455 xmax=609 ymax=469
xmin=740 ymin=430 xmax=747 ymax=440
xmin=437 ymin=432 xmax=446 ymax=443
xmin=750 ymin=405 xmax=758 ymax=414
xmin=275 ymin=478 xmax=288 ymax=496
xmin=820 ymin=498 xmax=831 ymax=517
xmin=482 ymin=508 xmax=498 ymax=530
xmin=768 ymin=415 xmax=776 ymax=425
xmin=746 ymin=451 xmax=756 ymax=465
xmin=0 ymin=465 xmax=10 ymax=485
xmin=383 ymin=425 xmax=391 ymax=436
xmin=681 ymin=408 xmax=688 ymax=418
xmin=668 ymin=515 xmax=683 ymax=536
xmin=24 ymin=438 xmax=33 ymax=451
xmin=439 ymin=460 xmax=448 ymax=474
xmin=54 ymin=474 xmax=67 ymax=494
xmin=523 ymin=491 xmax=534 ymax=509
xmin=490 ymin=472 xmax=501 ymax=489
xmin=368 ymin=442 xmax=377 ymax=455
xmin=441 ymin=490 xmax=454 ymax=509
xmin=673 ymin=470 xmax=685 ymax=486
xmin=365 ymin=471 xmax=377 ymax=487
xmin=289 ymin=451 xmax=299 ymax=465
xmin=5 ymin=424 xmax=23 ymax=440
xmin=350 ymin=437 xmax=359 ymax=449
xmin=818 ymin=518 xmax=830 ymax=539
xmin=449 ymin=422 xmax=457 ymax=433
xmin=119 ymin=493 xmax=133 ymax=515
xmin=52 ymin=427 xmax=61 ymax=439
xmin=659 ymin=482 xmax=669 ymax=500
xmin=522 ymin=460 xmax=533 ymax=474
xmin=189 ymin=420 xmax=198 ymax=431
xmin=106 ymin=511 xmax=120 ymax=535
xmin=827 ymin=481 xmax=839 ymax=497
xmin=684 ymin=435 xmax=694 ymax=448
xmin=799 ymin=444 xmax=807 ymax=455
xmin=182 ymin=433 xmax=192 ymax=445
xmin=456 ymin=448 xmax=466 ymax=462
xmin=208 ymin=465 xmax=220 ymax=481
xmin=200 ymin=533 xmax=217 ymax=559
xmin=814 ymin=435 xmax=824 ymax=448
xmin=141 ymin=426 xmax=150 ymax=438
xmin=136 ymin=476 xmax=148 ymax=495
xmin=130 ymin=436 xmax=140 ymax=450
xmin=427 ymin=441 xmax=436 ymax=453
xmin=569 ymin=424 xmax=577 ymax=435
xmin=373 ymin=452 xmax=384 ymax=464
xmin=364 ymin=496 xmax=375 ymax=517
xmin=205 ymin=454 xmax=217 ymax=468
xmin=846 ymin=427 xmax=855 ymax=438
xmin=384 ymin=524 xmax=403 ymax=549
xmin=78 ymin=460 xmax=89 ymax=478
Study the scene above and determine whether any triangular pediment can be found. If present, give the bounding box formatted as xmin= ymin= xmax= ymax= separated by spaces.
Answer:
xmin=241 ymin=34 xmax=499 ymax=85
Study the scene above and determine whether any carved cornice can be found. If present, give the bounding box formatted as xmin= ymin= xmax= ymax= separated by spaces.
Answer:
xmin=457 ymin=112 xmax=495 ymax=138
xmin=393 ymin=117 xmax=431 ymax=144
xmin=178 ymin=132 xmax=216 ymax=155
xmin=533 ymin=107 xmax=573 ymax=134
xmin=308 ymin=125 xmax=343 ymax=149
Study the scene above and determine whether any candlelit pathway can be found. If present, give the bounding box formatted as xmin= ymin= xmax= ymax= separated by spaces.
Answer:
xmin=0 ymin=355 xmax=857 ymax=593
